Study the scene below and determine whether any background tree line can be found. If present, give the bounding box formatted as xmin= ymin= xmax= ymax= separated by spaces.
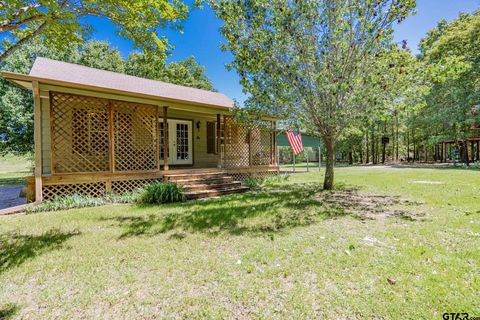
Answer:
xmin=335 ymin=10 xmax=479 ymax=165
xmin=0 ymin=41 xmax=215 ymax=155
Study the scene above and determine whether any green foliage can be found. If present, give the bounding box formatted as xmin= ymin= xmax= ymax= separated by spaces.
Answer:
xmin=418 ymin=10 xmax=480 ymax=142
xmin=243 ymin=177 xmax=262 ymax=190
xmin=27 ymin=195 xmax=108 ymax=213
xmin=139 ymin=182 xmax=185 ymax=204
xmin=26 ymin=191 xmax=143 ymax=213
xmin=0 ymin=0 xmax=192 ymax=62
xmin=126 ymin=54 xmax=215 ymax=91
xmin=212 ymin=0 xmax=415 ymax=189
xmin=78 ymin=42 xmax=126 ymax=73
xmin=244 ymin=174 xmax=289 ymax=190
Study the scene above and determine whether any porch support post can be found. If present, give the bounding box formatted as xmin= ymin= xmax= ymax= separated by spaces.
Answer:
xmin=108 ymin=102 xmax=115 ymax=173
xmin=156 ymin=106 xmax=160 ymax=171
xmin=216 ymin=114 xmax=221 ymax=168
xmin=163 ymin=106 xmax=169 ymax=170
xmin=32 ymin=81 xmax=43 ymax=202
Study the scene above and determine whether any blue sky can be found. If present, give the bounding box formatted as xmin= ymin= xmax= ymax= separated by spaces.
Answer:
xmin=87 ymin=0 xmax=479 ymax=104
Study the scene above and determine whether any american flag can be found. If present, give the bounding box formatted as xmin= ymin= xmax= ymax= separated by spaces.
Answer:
xmin=286 ymin=130 xmax=303 ymax=155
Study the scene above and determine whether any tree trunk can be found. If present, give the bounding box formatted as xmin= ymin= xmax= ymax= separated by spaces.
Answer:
xmin=464 ymin=140 xmax=470 ymax=166
xmin=323 ymin=136 xmax=335 ymax=190
xmin=406 ymin=130 xmax=410 ymax=162
xmin=382 ymin=142 xmax=386 ymax=164
xmin=365 ymin=131 xmax=369 ymax=164
xmin=359 ymin=144 xmax=363 ymax=163
xmin=412 ymin=133 xmax=416 ymax=162
xmin=471 ymin=141 xmax=475 ymax=162
xmin=371 ymin=129 xmax=376 ymax=164
xmin=395 ymin=113 xmax=399 ymax=161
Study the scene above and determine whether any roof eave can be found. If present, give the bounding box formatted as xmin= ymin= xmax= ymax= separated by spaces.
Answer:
xmin=1 ymin=71 xmax=233 ymax=111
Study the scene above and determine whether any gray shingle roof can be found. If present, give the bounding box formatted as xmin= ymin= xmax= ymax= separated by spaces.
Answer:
xmin=29 ymin=57 xmax=234 ymax=108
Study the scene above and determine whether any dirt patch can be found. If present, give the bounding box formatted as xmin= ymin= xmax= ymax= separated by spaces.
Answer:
xmin=412 ymin=180 xmax=444 ymax=184
xmin=314 ymin=190 xmax=423 ymax=221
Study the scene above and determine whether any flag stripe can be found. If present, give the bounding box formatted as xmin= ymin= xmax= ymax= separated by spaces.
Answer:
xmin=286 ymin=130 xmax=303 ymax=155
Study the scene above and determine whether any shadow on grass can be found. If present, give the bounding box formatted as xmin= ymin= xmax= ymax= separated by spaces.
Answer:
xmin=102 ymin=183 xmax=418 ymax=239
xmin=0 ymin=229 xmax=80 ymax=274
xmin=0 ymin=303 xmax=19 ymax=319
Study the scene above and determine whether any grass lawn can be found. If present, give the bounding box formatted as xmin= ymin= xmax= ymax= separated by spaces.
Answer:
xmin=0 ymin=155 xmax=32 ymax=186
xmin=1 ymin=167 xmax=479 ymax=319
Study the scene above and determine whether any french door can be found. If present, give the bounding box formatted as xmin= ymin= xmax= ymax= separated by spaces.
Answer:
xmin=160 ymin=119 xmax=193 ymax=165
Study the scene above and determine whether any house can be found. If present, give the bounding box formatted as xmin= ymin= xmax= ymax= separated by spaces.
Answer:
xmin=2 ymin=58 xmax=279 ymax=202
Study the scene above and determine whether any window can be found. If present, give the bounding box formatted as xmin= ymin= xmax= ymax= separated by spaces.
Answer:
xmin=206 ymin=121 xmax=216 ymax=154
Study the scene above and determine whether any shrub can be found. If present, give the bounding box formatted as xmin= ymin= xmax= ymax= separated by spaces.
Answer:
xmin=262 ymin=174 xmax=290 ymax=186
xmin=26 ymin=194 xmax=107 ymax=213
xmin=244 ymin=174 xmax=290 ymax=190
xmin=138 ymin=182 xmax=185 ymax=204
xmin=26 ymin=190 xmax=144 ymax=214
xmin=244 ymin=177 xmax=262 ymax=190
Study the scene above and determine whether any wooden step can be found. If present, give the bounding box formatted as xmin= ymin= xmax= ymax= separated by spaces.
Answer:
xmin=183 ymin=181 xmax=242 ymax=192
xmin=165 ymin=172 xmax=226 ymax=180
xmin=173 ymin=176 xmax=234 ymax=185
xmin=185 ymin=186 xmax=249 ymax=200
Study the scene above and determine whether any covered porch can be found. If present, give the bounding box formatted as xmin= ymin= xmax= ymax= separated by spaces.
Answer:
xmin=3 ymin=58 xmax=279 ymax=203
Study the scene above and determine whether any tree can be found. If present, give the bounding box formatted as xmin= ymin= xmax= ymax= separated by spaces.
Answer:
xmin=212 ymin=0 xmax=415 ymax=189
xmin=419 ymin=11 xmax=480 ymax=147
xmin=0 ymin=41 xmax=127 ymax=154
xmin=126 ymin=54 xmax=215 ymax=91
xmin=0 ymin=0 xmax=192 ymax=63
xmin=78 ymin=42 xmax=126 ymax=73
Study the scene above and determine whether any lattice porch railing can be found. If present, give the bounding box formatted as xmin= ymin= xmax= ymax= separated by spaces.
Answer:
xmin=50 ymin=92 xmax=160 ymax=174
xmin=223 ymin=116 xmax=274 ymax=168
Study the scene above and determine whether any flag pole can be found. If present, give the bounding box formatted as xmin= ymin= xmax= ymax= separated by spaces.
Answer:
xmin=306 ymin=149 xmax=309 ymax=172
xmin=318 ymin=144 xmax=321 ymax=172
xmin=293 ymin=150 xmax=295 ymax=173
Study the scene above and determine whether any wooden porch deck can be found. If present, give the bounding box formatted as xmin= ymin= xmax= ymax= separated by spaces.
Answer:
xmin=26 ymin=166 xmax=279 ymax=201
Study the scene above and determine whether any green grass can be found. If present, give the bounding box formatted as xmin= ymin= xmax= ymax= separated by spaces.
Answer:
xmin=1 ymin=167 xmax=479 ymax=319
xmin=0 ymin=154 xmax=32 ymax=186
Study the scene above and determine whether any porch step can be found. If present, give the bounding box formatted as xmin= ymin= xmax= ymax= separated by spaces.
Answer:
xmin=166 ymin=171 xmax=249 ymax=200
xmin=183 ymin=181 xmax=242 ymax=192
xmin=173 ymin=176 xmax=234 ymax=186
xmin=165 ymin=172 xmax=226 ymax=181
xmin=184 ymin=186 xmax=249 ymax=200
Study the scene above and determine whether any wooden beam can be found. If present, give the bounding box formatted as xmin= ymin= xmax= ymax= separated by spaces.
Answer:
xmin=223 ymin=114 xmax=227 ymax=168
xmin=32 ymin=81 xmax=43 ymax=202
xmin=108 ymin=102 xmax=115 ymax=173
xmin=216 ymin=114 xmax=221 ymax=168
xmin=163 ymin=106 xmax=169 ymax=170
xmin=156 ymin=106 xmax=160 ymax=171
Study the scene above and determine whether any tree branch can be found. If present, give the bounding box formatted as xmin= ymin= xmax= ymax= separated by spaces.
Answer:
xmin=0 ymin=20 xmax=48 ymax=63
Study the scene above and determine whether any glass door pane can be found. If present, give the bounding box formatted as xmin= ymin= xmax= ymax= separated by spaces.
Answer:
xmin=176 ymin=123 xmax=189 ymax=161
